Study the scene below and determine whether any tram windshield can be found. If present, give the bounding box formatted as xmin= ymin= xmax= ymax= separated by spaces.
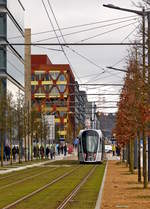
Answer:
xmin=82 ymin=130 xmax=99 ymax=153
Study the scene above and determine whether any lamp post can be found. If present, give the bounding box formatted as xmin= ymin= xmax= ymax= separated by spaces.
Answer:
xmin=106 ymin=66 xmax=127 ymax=73
xmin=103 ymin=3 xmax=150 ymax=187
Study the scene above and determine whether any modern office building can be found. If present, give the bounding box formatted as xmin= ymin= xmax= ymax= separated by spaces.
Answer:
xmin=0 ymin=0 xmax=24 ymax=148
xmin=31 ymin=55 xmax=75 ymax=142
xmin=0 ymin=0 xmax=24 ymax=95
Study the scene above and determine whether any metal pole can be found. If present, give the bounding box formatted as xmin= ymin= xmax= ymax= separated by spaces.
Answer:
xmin=147 ymin=12 xmax=150 ymax=182
xmin=142 ymin=8 xmax=148 ymax=188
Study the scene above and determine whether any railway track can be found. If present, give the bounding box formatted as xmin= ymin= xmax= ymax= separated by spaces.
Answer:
xmin=0 ymin=166 xmax=41 ymax=181
xmin=0 ymin=167 xmax=57 ymax=190
xmin=57 ymin=165 xmax=97 ymax=209
xmin=2 ymin=166 xmax=81 ymax=209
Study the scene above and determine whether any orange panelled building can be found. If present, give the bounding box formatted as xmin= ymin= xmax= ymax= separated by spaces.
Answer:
xmin=31 ymin=55 xmax=75 ymax=141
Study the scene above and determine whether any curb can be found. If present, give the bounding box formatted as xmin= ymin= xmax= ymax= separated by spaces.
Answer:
xmin=95 ymin=161 xmax=108 ymax=209
xmin=0 ymin=155 xmax=65 ymax=175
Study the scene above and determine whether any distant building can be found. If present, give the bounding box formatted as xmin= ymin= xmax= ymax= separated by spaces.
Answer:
xmin=31 ymin=55 xmax=75 ymax=142
xmin=75 ymin=83 xmax=87 ymax=135
xmin=86 ymin=102 xmax=97 ymax=129
xmin=97 ymin=112 xmax=116 ymax=139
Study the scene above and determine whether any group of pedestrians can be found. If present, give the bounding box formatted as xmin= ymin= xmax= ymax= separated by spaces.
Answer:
xmin=112 ymin=144 xmax=120 ymax=156
xmin=33 ymin=144 xmax=67 ymax=160
xmin=3 ymin=145 xmax=19 ymax=161
xmin=56 ymin=143 xmax=67 ymax=156
xmin=33 ymin=145 xmax=45 ymax=159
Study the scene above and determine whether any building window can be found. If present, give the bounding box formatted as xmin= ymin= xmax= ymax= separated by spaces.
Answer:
xmin=0 ymin=13 xmax=6 ymax=38
xmin=58 ymin=84 xmax=66 ymax=93
xmin=58 ymin=74 xmax=66 ymax=81
xmin=0 ymin=0 xmax=6 ymax=4
xmin=50 ymin=87 xmax=59 ymax=96
xmin=44 ymin=73 xmax=51 ymax=81
xmin=45 ymin=101 xmax=51 ymax=107
xmin=31 ymin=85 xmax=36 ymax=93
xmin=60 ymin=125 xmax=64 ymax=131
xmin=36 ymin=86 xmax=44 ymax=93
xmin=50 ymin=72 xmax=59 ymax=80
xmin=0 ymin=48 xmax=6 ymax=69
xmin=43 ymin=84 xmax=52 ymax=93
xmin=35 ymin=72 xmax=43 ymax=81
xmin=60 ymin=112 xmax=66 ymax=117
xmin=31 ymin=74 xmax=35 ymax=81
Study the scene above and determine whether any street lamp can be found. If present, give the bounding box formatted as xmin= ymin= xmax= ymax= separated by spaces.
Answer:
xmin=106 ymin=66 xmax=127 ymax=73
xmin=103 ymin=4 xmax=146 ymax=16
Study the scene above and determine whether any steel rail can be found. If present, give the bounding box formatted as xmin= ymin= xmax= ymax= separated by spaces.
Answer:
xmin=0 ymin=166 xmax=41 ymax=181
xmin=2 ymin=166 xmax=81 ymax=209
xmin=57 ymin=165 xmax=97 ymax=209
xmin=0 ymin=167 xmax=57 ymax=190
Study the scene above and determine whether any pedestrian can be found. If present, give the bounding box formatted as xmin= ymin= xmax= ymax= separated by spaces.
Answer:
xmin=60 ymin=143 xmax=63 ymax=154
xmin=51 ymin=144 xmax=55 ymax=159
xmin=112 ymin=144 xmax=116 ymax=156
xmin=63 ymin=143 xmax=67 ymax=156
xmin=56 ymin=143 xmax=60 ymax=155
xmin=33 ymin=146 xmax=36 ymax=158
xmin=40 ymin=145 xmax=44 ymax=159
xmin=5 ymin=145 xmax=10 ymax=161
xmin=116 ymin=145 xmax=120 ymax=156
xmin=12 ymin=146 xmax=16 ymax=161
xmin=50 ymin=145 xmax=53 ymax=160
xmin=46 ymin=146 xmax=49 ymax=159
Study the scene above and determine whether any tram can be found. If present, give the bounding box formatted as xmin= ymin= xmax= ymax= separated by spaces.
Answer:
xmin=78 ymin=129 xmax=104 ymax=163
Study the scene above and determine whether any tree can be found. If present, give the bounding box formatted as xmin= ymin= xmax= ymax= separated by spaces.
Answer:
xmin=0 ymin=79 xmax=6 ymax=167
xmin=15 ymin=90 xmax=24 ymax=164
xmin=6 ymin=92 xmax=15 ymax=165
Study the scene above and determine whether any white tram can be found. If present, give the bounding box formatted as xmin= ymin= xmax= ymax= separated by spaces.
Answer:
xmin=78 ymin=129 xmax=104 ymax=163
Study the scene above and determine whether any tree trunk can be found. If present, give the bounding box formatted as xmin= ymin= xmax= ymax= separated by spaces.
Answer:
xmin=137 ymin=131 xmax=141 ymax=183
xmin=129 ymin=139 xmax=134 ymax=174
xmin=1 ymin=136 xmax=3 ymax=167
xmin=10 ymin=130 xmax=13 ymax=165
xmin=143 ymin=128 xmax=148 ymax=188
xmin=31 ymin=133 xmax=33 ymax=161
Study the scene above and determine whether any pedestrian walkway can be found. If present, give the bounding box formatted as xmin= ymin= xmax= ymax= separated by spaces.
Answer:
xmin=0 ymin=154 xmax=71 ymax=175
xmin=101 ymin=161 xmax=150 ymax=209
xmin=106 ymin=153 xmax=120 ymax=161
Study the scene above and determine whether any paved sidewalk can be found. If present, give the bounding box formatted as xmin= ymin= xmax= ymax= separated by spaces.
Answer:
xmin=0 ymin=154 xmax=72 ymax=175
xmin=101 ymin=161 xmax=150 ymax=209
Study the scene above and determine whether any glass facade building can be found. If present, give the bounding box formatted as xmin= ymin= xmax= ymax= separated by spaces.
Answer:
xmin=0 ymin=0 xmax=24 ymax=97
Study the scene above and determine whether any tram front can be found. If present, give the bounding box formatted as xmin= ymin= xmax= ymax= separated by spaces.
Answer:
xmin=78 ymin=129 xmax=100 ymax=163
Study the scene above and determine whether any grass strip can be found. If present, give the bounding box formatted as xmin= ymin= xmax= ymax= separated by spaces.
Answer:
xmin=13 ymin=165 xmax=93 ymax=209
xmin=0 ymin=166 xmax=73 ymax=208
xmin=65 ymin=163 xmax=106 ymax=209
xmin=0 ymin=166 xmax=51 ymax=186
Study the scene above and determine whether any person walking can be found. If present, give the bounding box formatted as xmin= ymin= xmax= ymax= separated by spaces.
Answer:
xmin=112 ymin=144 xmax=116 ymax=156
xmin=12 ymin=146 xmax=16 ymax=161
xmin=63 ymin=143 xmax=67 ymax=156
xmin=46 ymin=146 xmax=49 ymax=159
xmin=50 ymin=145 xmax=53 ymax=160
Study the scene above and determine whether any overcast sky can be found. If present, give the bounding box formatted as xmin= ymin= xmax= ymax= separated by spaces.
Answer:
xmin=21 ymin=0 xmax=142 ymax=113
